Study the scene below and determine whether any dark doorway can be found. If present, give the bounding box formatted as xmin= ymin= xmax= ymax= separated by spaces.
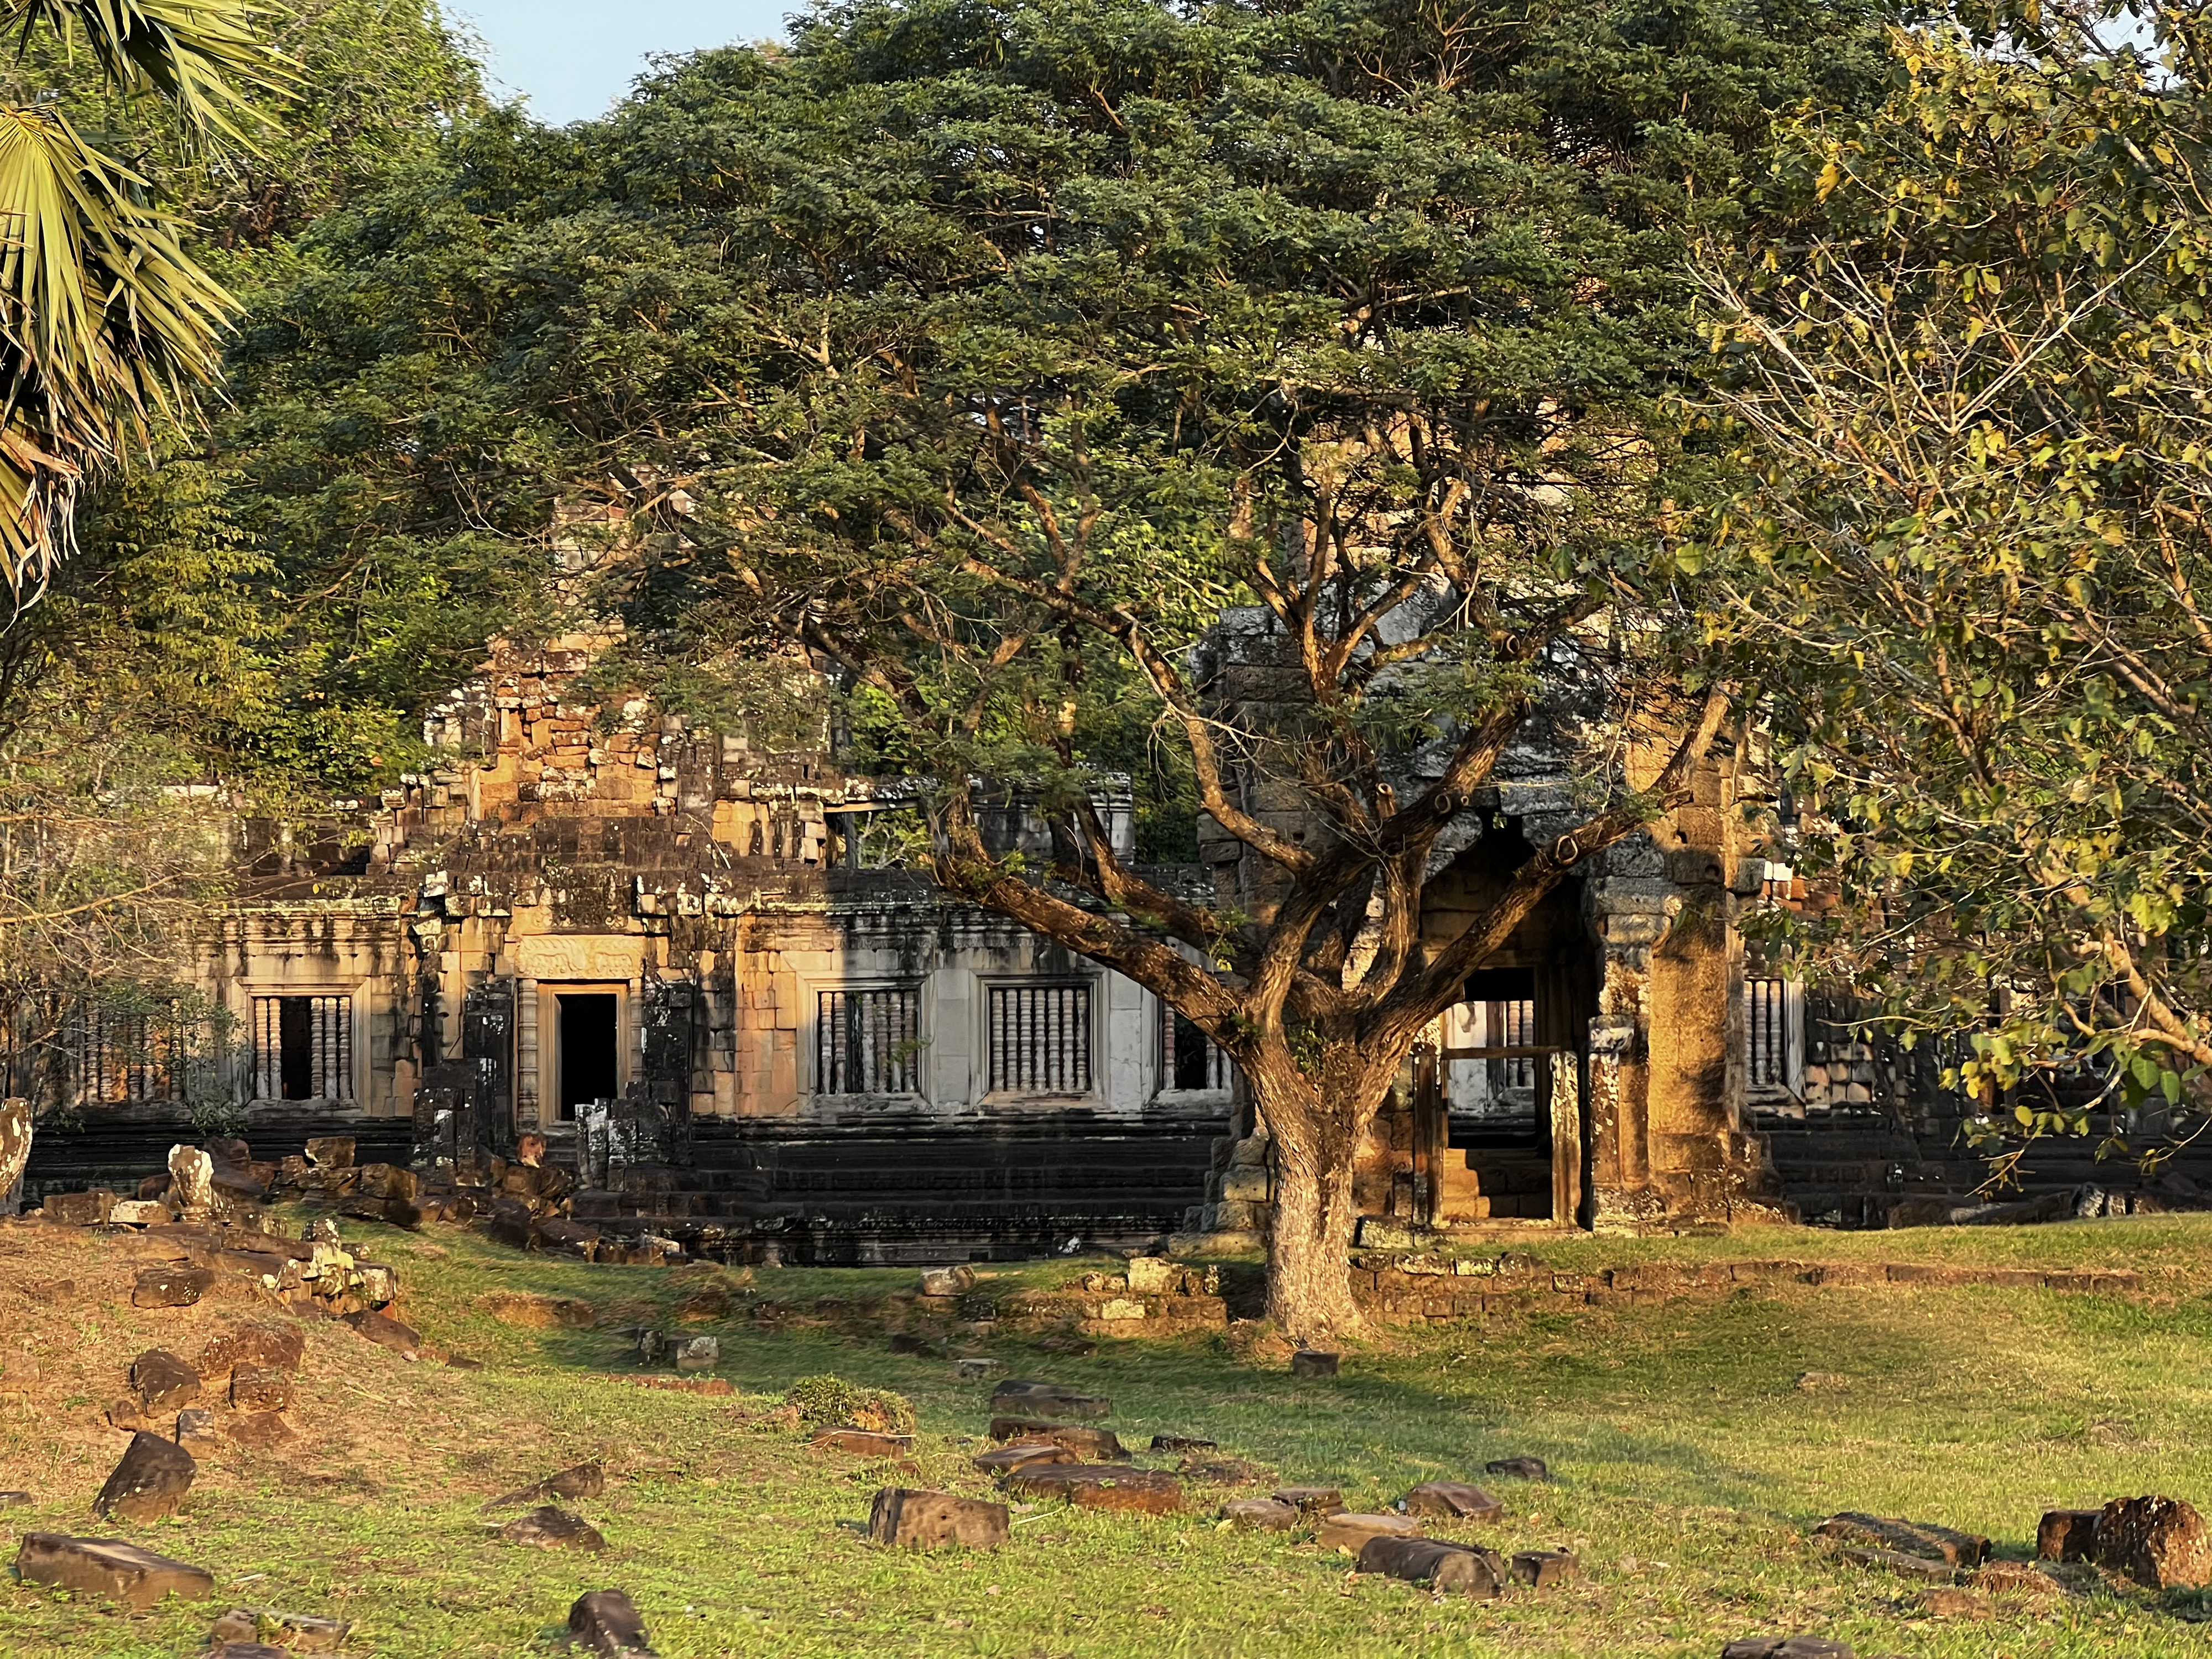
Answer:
xmin=278 ymin=997 xmax=314 ymax=1100
xmin=558 ymin=994 xmax=619 ymax=1120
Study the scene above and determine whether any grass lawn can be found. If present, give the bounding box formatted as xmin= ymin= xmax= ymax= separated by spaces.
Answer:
xmin=6 ymin=1213 xmax=2212 ymax=1656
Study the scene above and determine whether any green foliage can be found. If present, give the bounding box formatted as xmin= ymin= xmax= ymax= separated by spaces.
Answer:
xmin=784 ymin=1373 xmax=917 ymax=1434
xmin=1698 ymin=5 xmax=2212 ymax=1153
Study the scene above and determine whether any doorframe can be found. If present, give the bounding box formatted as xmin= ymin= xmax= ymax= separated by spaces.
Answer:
xmin=538 ymin=982 xmax=630 ymax=1122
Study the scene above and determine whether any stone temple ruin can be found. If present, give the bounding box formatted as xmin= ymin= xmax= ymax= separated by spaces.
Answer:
xmin=12 ymin=620 xmax=2204 ymax=1259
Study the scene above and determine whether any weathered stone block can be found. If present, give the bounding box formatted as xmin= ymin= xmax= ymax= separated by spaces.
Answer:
xmin=15 ymin=1533 xmax=213 ymax=1609
xmin=1405 ymin=1481 xmax=1503 ymax=1521
xmin=987 ymin=1418 xmax=1125 ymax=1460
xmin=812 ymin=1428 xmax=914 ymax=1457
xmin=1222 ymin=1498 xmax=1297 ymax=1531
xmin=1004 ymin=1464 xmax=1184 ymax=1515
xmin=2094 ymin=1495 xmax=2212 ymax=1589
xmin=93 ymin=1432 xmax=196 ymax=1521
xmin=1290 ymin=1349 xmax=1339 ymax=1378
xmin=1275 ymin=1485 xmax=1345 ymax=1514
xmin=1814 ymin=1512 xmax=1988 ymax=1566
xmin=570 ymin=1589 xmax=656 ymax=1657
xmin=500 ymin=1505 xmax=607 ymax=1550
xmin=1513 ymin=1549 xmax=1579 ymax=1588
xmin=130 ymin=1349 xmax=200 ymax=1413
xmin=2037 ymin=1509 xmax=2100 ymax=1561
xmin=1316 ymin=1511 xmax=1421 ymax=1552
xmin=208 ymin=1608 xmax=352 ymax=1653
xmin=973 ymin=1442 xmax=1075 ymax=1474
xmin=132 ymin=1263 xmax=213 ymax=1308
xmin=1357 ymin=1536 xmax=1501 ymax=1597
xmin=1484 ymin=1457 xmax=1550 ymax=1481
xmin=869 ymin=1487 xmax=1009 ymax=1548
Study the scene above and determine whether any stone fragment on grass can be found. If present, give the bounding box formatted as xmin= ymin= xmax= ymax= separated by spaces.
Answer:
xmin=1151 ymin=1434 xmax=1216 ymax=1453
xmin=954 ymin=1357 xmax=1006 ymax=1380
xmin=1814 ymin=1512 xmax=1989 ymax=1566
xmin=2093 ymin=1494 xmax=2212 ymax=1589
xmin=919 ymin=1265 xmax=977 ymax=1297
xmin=108 ymin=1199 xmax=171 ymax=1225
xmin=1512 ymin=1550 xmax=1579 ymax=1588
xmin=1178 ymin=1457 xmax=1271 ymax=1486
xmin=175 ymin=1410 xmax=221 ymax=1451
xmin=342 ymin=1310 xmax=420 ymax=1356
xmin=673 ymin=1336 xmax=718 ymax=1375
xmin=132 ymin=1349 xmax=201 ymax=1413
xmin=0 ymin=1490 xmax=28 ymax=1507
xmin=973 ymin=1442 xmax=1075 ymax=1475
xmin=197 ymin=1322 xmax=306 ymax=1381
xmin=1405 ymin=1481 xmax=1503 ymax=1521
xmin=987 ymin=1417 xmax=1125 ymax=1459
xmin=1289 ymin=1349 xmax=1339 ymax=1378
xmin=133 ymin=1263 xmax=213 ymax=1308
xmin=570 ymin=1588 xmax=657 ymax=1657
xmin=1483 ymin=1457 xmax=1550 ymax=1481
xmin=988 ymin=1380 xmax=1109 ymax=1420
xmin=812 ymin=1428 xmax=915 ymax=1457
xmin=1317 ymin=1512 xmax=1421 ymax=1553
xmin=1837 ymin=1546 xmax=1955 ymax=1583
xmin=1719 ymin=1641 xmax=1855 ymax=1659
xmin=206 ymin=1641 xmax=292 ymax=1658
xmin=232 ymin=1366 xmax=294 ymax=1413
xmin=1004 ymin=1464 xmax=1185 ymax=1514
xmin=499 ymin=1505 xmax=607 ymax=1550
xmin=2037 ymin=1509 xmax=2101 ymax=1561
xmin=1222 ymin=1498 xmax=1297 ymax=1531
xmin=1274 ymin=1486 xmax=1345 ymax=1515
xmin=483 ymin=1460 xmax=607 ymax=1510
xmin=476 ymin=1291 xmax=597 ymax=1330
xmin=14 ymin=1532 xmax=213 ymax=1609
xmin=94 ymin=1431 xmax=196 ymax=1521
xmin=1967 ymin=1561 xmax=2064 ymax=1600
xmin=1357 ymin=1536 xmax=1501 ymax=1597
xmin=869 ymin=1487 xmax=1009 ymax=1548
xmin=1917 ymin=1587 xmax=1991 ymax=1620
xmin=210 ymin=1608 xmax=349 ymax=1653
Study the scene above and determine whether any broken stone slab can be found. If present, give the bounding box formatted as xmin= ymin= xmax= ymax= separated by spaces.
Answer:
xmin=1966 ymin=1561 xmax=2065 ymax=1600
xmin=499 ymin=1505 xmax=607 ymax=1550
xmin=986 ymin=1418 xmax=1125 ymax=1459
xmin=198 ymin=1322 xmax=306 ymax=1382
xmin=342 ymin=1310 xmax=420 ymax=1356
xmin=1317 ymin=1512 xmax=1421 ymax=1553
xmin=1222 ymin=1498 xmax=1297 ymax=1531
xmin=1814 ymin=1512 xmax=1989 ymax=1566
xmin=1836 ymin=1546 xmax=1956 ymax=1583
xmin=919 ymin=1265 xmax=977 ymax=1297
xmin=570 ymin=1588 xmax=658 ymax=1658
xmin=232 ymin=1365 xmax=294 ymax=1413
xmin=95 ymin=1430 xmax=196 ymax=1521
xmin=175 ymin=1410 xmax=221 ymax=1452
xmin=1274 ymin=1485 xmax=1345 ymax=1515
xmin=483 ymin=1460 xmax=608 ymax=1510
xmin=132 ymin=1348 xmax=201 ymax=1413
xmin=1513 ymin=1549 xmax=1579 ymax=1588
xmin=2037 ymin=1509 xmax=2101 ymax=1561
xmin=812 ymin=1428 xmax=915 ymax=1458
xmin=1720 ymin=1641 xmax=1855 ymax=1659
xmin=170 ymin=1146 xmax=215 ymax=1214
xmin=1180 ymin=1457 xmax=1272 ymax=1486
xmin=0 ymin=1490 xmax=29 ymax=1507
xmin=1151 ymin=1434 xmax=1217 ymax=1453
xmin=2094 ymin=1494 xmax=2212 ymax=1589
xmin=108 ymin=1199 xmax=173 ymax=1226
xmin=1289 ymin=1349 xmax=1339 ymax=1378
xmin=973 ymin=1442 xmax=1075 ymax=1475
xmin=1405 ymin=1481 xmax=1503 ymax=1521
xmin=15 ymin=1532 xmax=215 ymax=1609
xmin=133 ymin=1262 xmax=215 ymax=1308
xmin=672 ymin=1336 xmax=718 ymax=1375
xmin=41 ymin=1190 xmax=114 ymax=1225
xmin=1917 ymin=1587 xmax=1991 ymax=1620
xmin=988 ymin=1380 xmax=1109 ymax=1420
xmin=304 ymin=1138 xmax=356 ymax=1170
xmin=1357 ymin=1536 xmax=1502 ymax=1597
xmin=1003 ymin=1464 xmax=1185 ymax=1515
xmin=209 ymin=1609 xmax=352 ymax=1653
xmin=953 ymin=1357 xmax=1005 ymax=1380
xmin=869 ymin=1487 xmax=1009 ymax=1548
xmin=1484 ymin=1456 xmax=1550 ymax=1481
xmin=206 ymin=1641 xmax=293 ymax=1659
xmin=227 ymin=1412 xmax=293 ymax=1449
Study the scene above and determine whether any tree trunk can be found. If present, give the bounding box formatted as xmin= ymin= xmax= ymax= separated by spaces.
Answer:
xmin=0 ymin=1097 xmax=30 ymax=1214
xmin=1265 ymin=1130 xmax=1365 ymax=1343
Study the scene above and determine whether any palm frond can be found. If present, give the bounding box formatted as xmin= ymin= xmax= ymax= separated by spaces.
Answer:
xmin=4 ymin=0 xmax=296 ymax=143
xmin=0 ymin=103 xmax=233 ymax=592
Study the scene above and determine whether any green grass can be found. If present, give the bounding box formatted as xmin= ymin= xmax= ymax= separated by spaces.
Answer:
xmin=6 ymin=1215 xmax=2212 ymax=1656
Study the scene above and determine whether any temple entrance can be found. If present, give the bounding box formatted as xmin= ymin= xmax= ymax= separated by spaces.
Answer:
xmin=556 ymin=993 xmax=619 ymax=1121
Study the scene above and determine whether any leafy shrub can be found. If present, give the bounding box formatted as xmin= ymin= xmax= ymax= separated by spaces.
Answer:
xmin=785 ymin=1374 xmax=916 ymax=1434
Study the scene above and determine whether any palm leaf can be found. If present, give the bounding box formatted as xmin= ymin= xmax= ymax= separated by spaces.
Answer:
xmin=4 ymin=0 xmax=296 ymax=144
xmin=0 ymin=103 xmax=232 ymax=591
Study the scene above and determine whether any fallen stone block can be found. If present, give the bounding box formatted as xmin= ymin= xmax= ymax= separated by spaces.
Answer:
xmin=197 ymin=1322 xmax=307 ymax=1380
xmin=175 ymin=1409 xmax=221 ymax=1451
xmin=131 ymin=1348 xmax=201 ymax=1413
xmin=208 ymin=1608 xmax=352 ymax=1653
xmin=1967 ymin=1561 xmax=2065 ymax=1600
xmin=206 ymin=1642 xmax=290 ymax=1659
xmin=132 ymin=1263 xmax=213 ymax=1308
xmin=1837 ymin=1546 xmax=1955 ymax=1583
xmin=1815 ymin=1512 xmax=1989 ymax=1566
xmin=570 ymin=1588 xmax=657 ymax=1657
xmin=108 ymin=1199 xmax=171 ymax=1226
xmin=2094 ymin=1494 xmax=2212 ymax=1589
xmin=94 ymin=1431 xmax=196 ymax=1521
xmin=1151 ymin=1434 xmax=1217 ymax=1453
xmin=42 ymin=1191 xmax=114 ymax=1226
xmin=476 ymin=1291 xmax=597 ymax=1329
xmin=1290 ymin=1349 xmax=1339 ymax=1378
xmin=1222 ymin=1498 xmax=1297 ymax=1531
xmin=1405 ymin=1481 xmax=1503 ymax=1521
xmin=1357 ymin=1536 xmax=1501 ymax=1597
xmin=304 ymin=1138 xmax=355 ymax=1170
xmin=953 ymin=1357 xmax=1006 ymax=1380
xmin=987 ymin=1417 xmax=1125 ymax=1459
xmin=989 ymin=1380 xmax=1109 ymax=1420
xmin=342 ymin=1310 xmax=420 ymax=1355
xmin=1513 ymin=1549 xmax=1579 ymax=1588
xmin=1720 ymin=1641 xmax=1855 ymax=1659
xmin=2038 ymin=1509 xmax=2101 ymax=1561
xmin=1274 ymin=1485 xmax=1345 ymax=1515
xmin=920 ymin=1265 xmax=977 ymax=1297
xmin=672 ymin=1335 xmax=718 ymax=1375
xmin=1484 ymin=1455 xmax=1549 ymax=1480
xmin=1178 ymin=1456 xmax=1272 ymax=1486
xmin=232 ymin=1365 xmax=294 ymax=1413
xmin=14 ymin=1532 xmax=213 ymax=1609
xmin=1317 ymin=1511 xmax=1421 ymax=1552
xmin=973 ymin=1442 xmax=1074 ymax=1474
xmin=483 ymin=1460 xmax=607 ymax=1510
xmin=1917 ymin=1587 xmax=1991 ymax=1620
xmin=0 ymin=1490 xmax=29 ymax=1507
xmin=812 ymin=1428 xmax=915 ymax=1457
xmin=1003 ymin=1464 xmax=1185 ymax=1514
xmin=869 ymin=1487 xmax=1009 ymax=1548
xmin=499 ymin=1505 xmax=607 ymax=1550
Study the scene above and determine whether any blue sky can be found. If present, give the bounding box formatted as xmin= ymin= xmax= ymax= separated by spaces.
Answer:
xmin=450 ymin=2 xmax=795 ymax=124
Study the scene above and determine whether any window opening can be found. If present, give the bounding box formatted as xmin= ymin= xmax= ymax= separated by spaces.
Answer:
xmin=1747 ymin=978 xmax=1791 ymax=1092
xmin=1163 ymin=1008 xmax=1231 ymax=1092
xmin=817 ymin=988 xmax=922 ymax=1094
xmin=989 ymin=983 xmax=1092 ymax=1094
xmin=251 ymin=995 xmax=352 ymax=1101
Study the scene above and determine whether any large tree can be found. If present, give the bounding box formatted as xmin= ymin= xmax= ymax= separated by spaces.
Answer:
xmin=578 ymin=0 xmax=1880 ymax=1333
xmin=1697 ymin=4 xmax=2212 ymax=1165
